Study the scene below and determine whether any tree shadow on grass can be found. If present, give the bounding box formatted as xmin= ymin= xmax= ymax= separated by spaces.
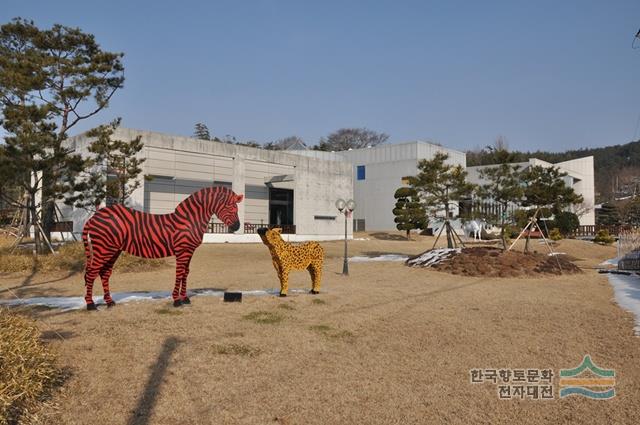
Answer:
xmin=127 ymin=336 xmax=180 ymax=425
xmin=0 ymin=269 xmax=80 ymax=297
xmin=338 ymin=281 xmax=481 ymax=315
xmin=40 ymin=329 xmax=75 ymax=340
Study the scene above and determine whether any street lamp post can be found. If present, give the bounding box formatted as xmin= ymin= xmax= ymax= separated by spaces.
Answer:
xmin=335 ymin=198 xmax=356 ymax=275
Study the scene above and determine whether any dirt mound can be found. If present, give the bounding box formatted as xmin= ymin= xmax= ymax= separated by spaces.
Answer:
xmin=406 ymin=246 xmax=582 ymax=277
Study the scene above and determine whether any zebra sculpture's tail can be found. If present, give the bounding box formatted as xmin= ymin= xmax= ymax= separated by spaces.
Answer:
xmin=82 ymin=226 xmax=94 ymax=269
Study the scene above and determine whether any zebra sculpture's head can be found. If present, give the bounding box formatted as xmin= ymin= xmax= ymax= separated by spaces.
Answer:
xmin=213 ymin=188 xmax=244 ymax=232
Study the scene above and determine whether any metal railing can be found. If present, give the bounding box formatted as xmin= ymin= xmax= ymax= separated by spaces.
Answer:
xmin=208 ymin=222 xmax=230 ymax=234
xmin=572 ymin=225 xmax=634 ymax=237
xmin=244 ymin=223 xmax=296 ymax=234
xmin=207 ymin=221 xmax=296 ymax=234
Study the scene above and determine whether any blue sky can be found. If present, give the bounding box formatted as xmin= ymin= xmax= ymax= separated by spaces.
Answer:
xmin=2 ymin=0 xmax=640 ymax=152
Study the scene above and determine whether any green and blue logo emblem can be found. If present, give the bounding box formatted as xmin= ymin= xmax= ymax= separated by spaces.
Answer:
xmin=559 ymin=355 xmax=615 ymax=399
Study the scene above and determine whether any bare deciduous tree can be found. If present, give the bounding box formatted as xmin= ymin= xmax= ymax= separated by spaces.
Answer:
xmin=314 ymin=128 xmax=389 ymax=151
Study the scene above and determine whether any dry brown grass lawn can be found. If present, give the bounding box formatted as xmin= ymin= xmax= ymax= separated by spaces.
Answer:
xmin=0 ymin=232 xmax=638 ymax=424
xmin=0 ymin=309 xmax=65 ymax=425
xmin=0 ymin=236 xmax=168 ymax=275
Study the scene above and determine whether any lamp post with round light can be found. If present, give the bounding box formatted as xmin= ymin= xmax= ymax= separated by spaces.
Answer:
xmin=335 ymin=198 xmax=356 ymax=275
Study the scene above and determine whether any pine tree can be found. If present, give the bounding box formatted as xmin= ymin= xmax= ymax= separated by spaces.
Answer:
xmin=67 ymin=119 xmax=145 ymax=210
xmin=624 ymin=198 xmax=640 ymax=226
xmin=0 ymin=102 xmax=83 ymax=252
xmin=520 ymin=165 xmax=583 ymax=251
xmin=521 ymin=165 xmax=583 ymax=213
xmin=596 ymin=202 xmax=621 ymax=226
xmin=407 ymin=152 xmax=475 ymax=248
xmin=392 ymin=187 xmax=427 ymax=240
xmin=0 ymin=18 xmax=124 ymax=246
xmin=477 ymin=160 xmax=523 ymax=249
xmin=193 ymin=123 xmax=212 ymax=140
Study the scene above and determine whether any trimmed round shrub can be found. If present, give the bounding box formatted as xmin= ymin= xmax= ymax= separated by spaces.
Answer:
xmin=552 ymin=211 xmax=580 ymax=236
xmin=593 ymin=229 xmax=615 ymax=245
xmin=549 ymin=228 xmax=562 ymax=241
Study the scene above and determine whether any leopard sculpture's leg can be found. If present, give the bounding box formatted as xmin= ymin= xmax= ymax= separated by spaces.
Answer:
xmin=278 ymin=265 xmax=290 ymax=297
xmin=308 ymin=262 xmax=322 ymax=294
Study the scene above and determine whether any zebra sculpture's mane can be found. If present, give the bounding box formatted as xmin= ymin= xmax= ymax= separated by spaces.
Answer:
xmin=174 ymin=186 xmax=232 ymax=219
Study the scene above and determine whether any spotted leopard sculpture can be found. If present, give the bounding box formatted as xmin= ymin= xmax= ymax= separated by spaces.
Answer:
xmin=257 ymin=227 xmax=324 ymax=296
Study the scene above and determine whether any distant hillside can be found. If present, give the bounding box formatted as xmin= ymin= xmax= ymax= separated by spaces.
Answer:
xmin=466 ymin=140 xmax=640 ymax=202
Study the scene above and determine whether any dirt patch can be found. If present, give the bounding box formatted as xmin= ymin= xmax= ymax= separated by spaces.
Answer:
xmin=407 ymin=246 xmax=582 ymax=277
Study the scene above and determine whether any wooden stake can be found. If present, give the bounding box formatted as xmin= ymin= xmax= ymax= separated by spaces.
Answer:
xmin=432 ymin=220 xmax=446 ymax=250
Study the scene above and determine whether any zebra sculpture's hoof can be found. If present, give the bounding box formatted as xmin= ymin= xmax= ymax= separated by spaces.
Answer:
xmin=310 ymin=290 xmax=320 ymax=294
xmin=181 ymin=297 xmax=191 ymax=305
xmin=86 ymin=303 xmax=97 ymax=311
xmin=173 ymin=299 xmax=183 ymax=307
xmin=106 ymin=301 xmax=116 ymax=308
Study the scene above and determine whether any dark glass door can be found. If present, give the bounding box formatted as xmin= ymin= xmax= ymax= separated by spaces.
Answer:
xmin=269 ymin=188 xmax=294 ymax=225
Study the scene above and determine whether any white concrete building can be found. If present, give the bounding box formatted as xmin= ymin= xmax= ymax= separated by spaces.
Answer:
xmin=288 ymin=141 xmax=466 ymax=231
xmin=466 ymin=156 xmax=596 ymax=225
xmin=61 ymin=129 xmax=353 ymax=242
xmin=57 ymin=128 xmax=595 ymax=239
xmin=336 ymin=142 xmax=467 ymax=231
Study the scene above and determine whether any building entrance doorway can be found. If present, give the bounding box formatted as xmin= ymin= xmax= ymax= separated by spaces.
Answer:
xmin=269 ymin=188 xmax=294 ymax=226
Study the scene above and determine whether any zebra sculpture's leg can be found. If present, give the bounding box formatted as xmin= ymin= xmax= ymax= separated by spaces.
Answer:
xmin=179 ymin=256 xmax=193 ymax=304
xmin=84 ymin=267 xmax=100 ymax=310
xmin=84 ymin=248 xmax=119 ymax=310
xmin=173 ymin=250 xmax=194 ymax=307
xmin=99 ymin=251 xmax=121 ymax=308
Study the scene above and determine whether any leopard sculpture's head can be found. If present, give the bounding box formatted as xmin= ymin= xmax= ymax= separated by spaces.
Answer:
xmin=257 ymin=227 xmax=284 ymax=248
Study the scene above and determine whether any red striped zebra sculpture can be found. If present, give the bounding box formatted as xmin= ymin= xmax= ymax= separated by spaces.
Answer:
xmin=82 ymin=187 xmax=244 ymax=310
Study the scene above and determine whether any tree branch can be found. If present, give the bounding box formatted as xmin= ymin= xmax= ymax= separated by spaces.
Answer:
xmin=66 ymin=86 xmax=119 ymax=131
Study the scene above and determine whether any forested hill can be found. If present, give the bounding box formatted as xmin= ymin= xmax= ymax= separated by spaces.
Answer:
xmin=466 ymin=140 xmax=640 ymax=202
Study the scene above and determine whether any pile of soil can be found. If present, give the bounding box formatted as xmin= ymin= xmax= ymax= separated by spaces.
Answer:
xmin=406 ymin=246 xmax=582 ymax=277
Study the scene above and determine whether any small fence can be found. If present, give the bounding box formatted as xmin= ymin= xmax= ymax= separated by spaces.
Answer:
xmin=244 ymin=223 xmax=296 ymax=234
xmin=571 ymin=225 xmax=634 ymax=238
xmin=208 ymin=222 xmax=230 ymax=234
xmin=207 ymin=222 xmax=296 ymax=234
xmin=618 ymin=227 xmax=640 ymax=259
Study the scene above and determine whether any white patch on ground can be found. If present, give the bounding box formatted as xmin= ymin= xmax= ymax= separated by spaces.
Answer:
xmin=353 ymin=238 xmax=371 ymax=241
xmin=349 ymin=254 xmax=409 ymax=263
xmin=548 ymin=252 xmax=566 ymax=256
xmin=606 ymin=271 xmax=640 ymax=335
xmin=0 ymin=288 xmax=309 ymax=311
xmin=600 ymin=258 xmax=619 ymax=266
xmin=406 ymin=248 xmax=461 ymax=268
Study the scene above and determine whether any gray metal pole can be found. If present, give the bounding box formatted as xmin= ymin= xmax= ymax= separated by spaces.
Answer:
xmin=342 ymin=212 xmax=349 ymax=275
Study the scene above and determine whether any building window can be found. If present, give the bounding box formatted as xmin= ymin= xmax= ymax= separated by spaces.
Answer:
xmin=357 ymin=165 xmax=366 ymax=180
